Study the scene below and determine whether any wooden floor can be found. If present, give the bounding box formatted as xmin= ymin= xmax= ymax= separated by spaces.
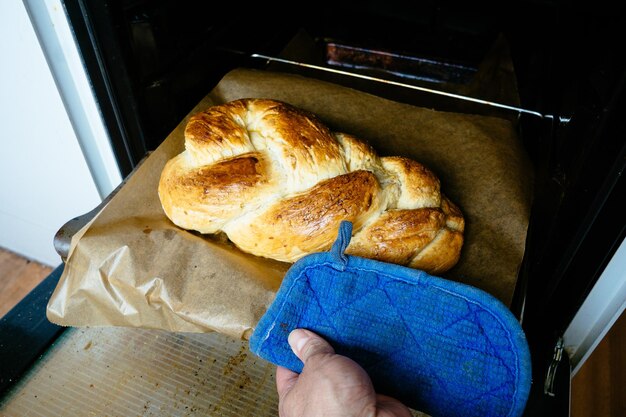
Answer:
xmin=0 ymin=247 xmax=52 ymax=318
xmin=571 ymin=309 xmax=626 ymax=417
xmin=0 ymin=247 xmax=624 ymax=415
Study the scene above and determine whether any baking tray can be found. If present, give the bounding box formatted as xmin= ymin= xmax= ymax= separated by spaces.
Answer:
xmin=0 ymin=326 xmax=427 ymax=416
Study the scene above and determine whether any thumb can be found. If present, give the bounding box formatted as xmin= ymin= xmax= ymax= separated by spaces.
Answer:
xmin=288 ymin=329 xmax=335 ymax=364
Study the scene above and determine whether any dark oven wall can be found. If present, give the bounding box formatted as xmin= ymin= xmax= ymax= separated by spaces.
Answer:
xmin=63 ymin=0 xmax=568 ymax=172
xmin=62 ymin=0 xmax=626 ymax=411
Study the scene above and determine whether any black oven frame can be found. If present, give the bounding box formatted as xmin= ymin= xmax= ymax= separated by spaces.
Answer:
xmin=2 ymin=2 xmax=625 ymax=416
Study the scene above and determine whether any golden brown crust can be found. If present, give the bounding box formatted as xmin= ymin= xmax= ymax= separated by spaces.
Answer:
xmin=441 ymin=195 xmax=465 ymax=232
xmin=158 ymin=98 xmax=465 ymax=274
xmin=346 ymin=208 xmax=445 ymax=265
xmin=224 ymin=170 xmax=384 ymax=262
xmin=158 ymin=152 xmax=279 ymax=233
xmin=381 ymin=156 xmax=441 ymax=209
xmin=185 ymin=100 xmax=251 ymax=165
xmin=409 ymin=229 xmax=464 ymax=274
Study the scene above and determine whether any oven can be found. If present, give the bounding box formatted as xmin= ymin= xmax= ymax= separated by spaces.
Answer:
xmin=1 ymin=1 xmax=624 ymax=416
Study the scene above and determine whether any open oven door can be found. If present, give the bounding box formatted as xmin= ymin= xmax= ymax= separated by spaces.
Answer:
xmin=2 ymin=1 xmax=625 ymax=416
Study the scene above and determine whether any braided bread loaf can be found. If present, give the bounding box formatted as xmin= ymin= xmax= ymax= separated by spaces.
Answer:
xmin=158 ymin=98 xmax=464 ymax=274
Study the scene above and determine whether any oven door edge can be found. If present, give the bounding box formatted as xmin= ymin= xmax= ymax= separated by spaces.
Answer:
xmin=0 ymin=265 xmax=66 ymax=397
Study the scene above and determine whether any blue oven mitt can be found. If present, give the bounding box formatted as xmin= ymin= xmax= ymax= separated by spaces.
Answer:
xmin=249 ymin=221 xmax=531 ymax=417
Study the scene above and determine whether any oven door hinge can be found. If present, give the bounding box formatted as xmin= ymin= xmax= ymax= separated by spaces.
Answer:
xmin=543 ymin=336 xmax=564 ymax=396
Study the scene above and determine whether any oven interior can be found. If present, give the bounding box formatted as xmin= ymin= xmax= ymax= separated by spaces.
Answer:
xmin=31 ymin=0 xmax=626 ymax=414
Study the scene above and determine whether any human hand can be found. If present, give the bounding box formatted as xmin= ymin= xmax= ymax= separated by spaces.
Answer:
xmin=275 ymin=329 xmax=412 ymax=417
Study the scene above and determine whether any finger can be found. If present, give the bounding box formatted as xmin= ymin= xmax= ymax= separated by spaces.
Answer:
xmin=376 ymin=394 xmax=413 ymax=417
xmin=288 ymin=328 xmax=335 ymax=363
xmin=275 ymin=365 xmax=299 ymax=399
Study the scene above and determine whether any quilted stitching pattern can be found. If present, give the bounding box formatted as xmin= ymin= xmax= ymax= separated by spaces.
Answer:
xmin=250 ymin=222 xmax=531 ymax=417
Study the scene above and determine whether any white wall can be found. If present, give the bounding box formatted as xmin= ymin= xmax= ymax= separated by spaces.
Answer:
xmin=0 ymin=0 xmax=108 ymax=266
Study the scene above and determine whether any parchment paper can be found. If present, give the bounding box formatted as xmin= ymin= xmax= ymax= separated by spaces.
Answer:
xmin=47 ymin=69 xmax=533 ymax=340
